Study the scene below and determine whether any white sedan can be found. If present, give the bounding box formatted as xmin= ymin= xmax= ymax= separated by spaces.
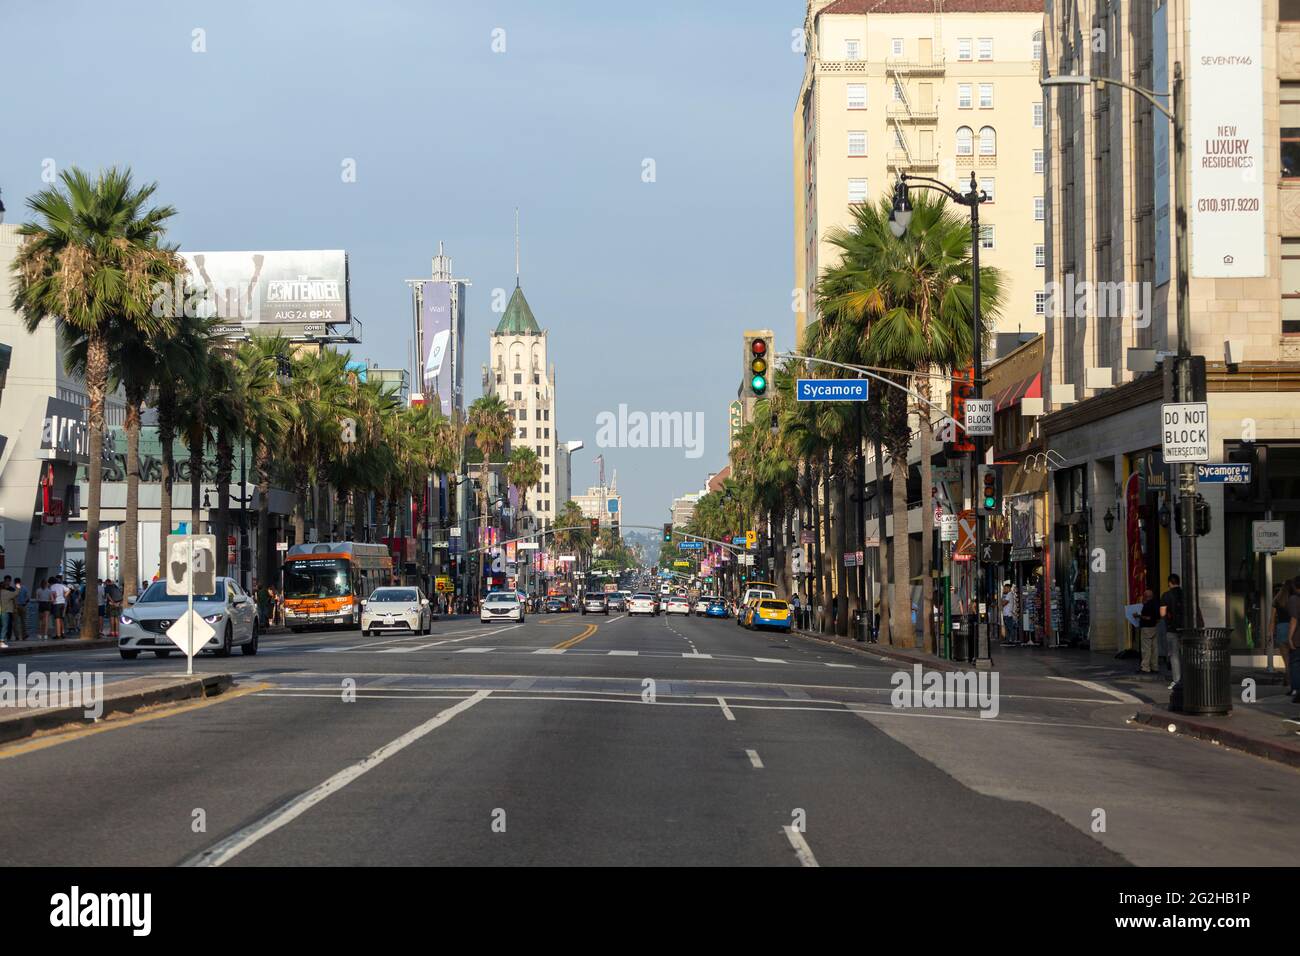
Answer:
xmin=665 ymin=596 xmax=692 ymax=616
xmin=480 ymin=592 xmax=525 ymax=623
xmin=361 ymin=586 xmax=432 ymax=636
xmin=628 ymin=593 xmax=658 ymax=616
xmin=118 ymin=578 xmax=259 ymax=660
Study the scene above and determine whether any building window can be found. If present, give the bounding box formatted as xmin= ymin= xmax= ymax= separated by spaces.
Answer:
xmin=544 ymin=464 xmax=550 ymax=475
xmin=978 ymin=38 xmax=993 ymax=61
xmin=979 ymin=177 xmax=994 ymax=202
xmin=544 ymin=428 xmax=550 ymax=438
xmin=1033 ymin=149 xmax=1044 ymax=174
xmin=517 ymin=427 xmax=526 ymax=438
xmin=535 ymin=428 xmax=541 ymax=439
xmin=533 ymin=373 xmax=540 ymax=384
xmin=848 ymin=178 xmax=868 ymax=204
xmin=980 ymin=224 xmax=995 ymax=250
xmin=979 ymin=83 xmax=993 ymax=108
xmin=1034 ymin=196 xmax=1045 ymax=220
xmin=845 ymin=38 xmax=861 ymax=60
xmin=1284 ymin=240 xmax=1300 ymax=332
xmin=1032 ymin=30 xmax=1043 ymax=61
xmin=979 ymin=126 xmax=996 ymax=155
xmin=1035 ymin=291 xmax=1047 ymax=315
xmin=958 ymin=37 xmax=971 ymax=61
xmin=956 ymin=126 xmax=974 ymax=156
xmin=847 ymin=83 xmax=867 ymax=109
xmin=513 ymin=372 xmax=521 ymax=384
xmin=1035 ymin=244 xmax=1046 ymax=267
xmin=1033 ymin=101 xmax=1044 ymax=127
xmin=1283 ymin=83 xmax=1300 ymax=178
xmin=891 ymin=38 xmax=904 ymax=56
xmin=544 ymin=482 xmax=550 ymax=493
xmin=893 ymin=127 xmax=906 ymax=149
xmin=958 ymin=83 xmax=972 ymax=109
xmin=513 ymin=391 xmax=522 ymax=401
xmin=848 ymin=131 xmax=867 ymax=156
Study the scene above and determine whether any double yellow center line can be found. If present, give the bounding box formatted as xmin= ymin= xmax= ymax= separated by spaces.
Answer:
xmin=553 ymin=623 xmax=598 ymax=650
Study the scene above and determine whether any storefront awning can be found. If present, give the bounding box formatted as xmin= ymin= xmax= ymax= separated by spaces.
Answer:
xmin=1003 ymin=462 xmax=1049 ymax=498
xmin=993 ymin=372 xmax=1042 ymax=412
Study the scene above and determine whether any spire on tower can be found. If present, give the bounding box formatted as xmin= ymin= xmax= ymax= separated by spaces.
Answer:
xmin=514 ymin=207 xmax=520 ymax=288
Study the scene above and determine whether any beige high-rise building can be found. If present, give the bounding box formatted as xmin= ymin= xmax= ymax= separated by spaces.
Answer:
xmin=482 ymin=283 xmax=559 ymax=530
xmin=793 ymin=0 xmax=1047 ymax=358
xmin=1034 ymin=0 xmax=1300 ymax=660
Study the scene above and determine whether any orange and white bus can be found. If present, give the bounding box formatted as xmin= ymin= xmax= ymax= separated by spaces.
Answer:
xmin=282 ymin=542 xmax=393 ymax=631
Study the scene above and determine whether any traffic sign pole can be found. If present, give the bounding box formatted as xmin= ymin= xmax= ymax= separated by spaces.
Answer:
xmin=187 ymin=534 xmax=194 ymax=676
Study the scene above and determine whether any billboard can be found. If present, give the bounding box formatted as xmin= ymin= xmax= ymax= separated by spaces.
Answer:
xmin=174 ymin=250 xmax=350 ymax=338
xmin=420 ymin=281 xmax=453 ymax=415
xmin=1188 ymin=0 xmax=1265 ymax=278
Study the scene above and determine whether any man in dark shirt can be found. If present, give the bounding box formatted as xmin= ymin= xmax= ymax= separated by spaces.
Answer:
xmin=1160 ymin=574 xmax=1184 ymax=688
xmin=1138 ymin=588 xmax=1161 ymax=673
xmin=1288 ymin=577 xmax=1300 ymax=700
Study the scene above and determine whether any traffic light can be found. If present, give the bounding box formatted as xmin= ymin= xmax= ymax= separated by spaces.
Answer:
xmin=1226 ymin=444 xmax=1267 ymax=507
xmin=1175 ymin=494 xmax=1212 ymax=537
xmin=589 ymin=518 xmax=599 ymax=536
xmin=744 ymin=333 xmax=773 ymax=398
xmin=662 ymin=523 xmax=673 ymax=543
xmin=977 ymin=464 xmax=1001 ymax=515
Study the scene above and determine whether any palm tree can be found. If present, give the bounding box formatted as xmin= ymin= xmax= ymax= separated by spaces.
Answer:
xmin=11 ymin=167 xmax=181 ymax=636
xmin=467 ymin=394 xmax=513 ymax=541
xmin=506 ymin=446 xmax=542 ymax=523
xmin=818 ymin=191 xmax=1003 ymax=650
xmin=283 ymin=350 xmax=351 ymax=543
xmin=234 ymin=336 xmax=293 ymax=591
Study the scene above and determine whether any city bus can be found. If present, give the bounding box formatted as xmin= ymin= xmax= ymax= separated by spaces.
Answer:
xmin=282 ymin=542 xmax=394 ymax=631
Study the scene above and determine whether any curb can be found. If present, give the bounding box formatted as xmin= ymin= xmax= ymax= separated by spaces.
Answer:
xmin=0 ymin=673 xmax=233 ymax=745
xmin=790 ymin=628 xmax=963 ymax=672
xmin=0 ymin=639 xmax=118 ymax=656
xmin=1132 ymin=707 xmax=1300 ymax=769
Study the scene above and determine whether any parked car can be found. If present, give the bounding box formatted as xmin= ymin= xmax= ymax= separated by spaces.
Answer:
xmin=628 ymin=592 xmax=658 ymax=616
xmin=581 ymin=593 xmax=609 ymax=615
xmin=481 ymin=591 xmax=525 ymax=623
xmin=694 ymin=594 xmax=718 ymax=616
xmin=119 ymin=577 xmax=259 ymax=660
xmin=361 ymin=586 xmax=432 ymax=636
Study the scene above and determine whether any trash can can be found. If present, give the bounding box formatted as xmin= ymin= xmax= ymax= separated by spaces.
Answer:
xmin=1178 ymin=628 xmax=1232 ymax=716
xmin=853 ymin=609 xmax=866 ymax=642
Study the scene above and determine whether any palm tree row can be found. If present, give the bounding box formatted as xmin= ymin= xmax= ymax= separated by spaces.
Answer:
xmin=11 ymin=166 xmax=465 ymax=636
xmin=723 ymin=190 xmax=1004 ymax=650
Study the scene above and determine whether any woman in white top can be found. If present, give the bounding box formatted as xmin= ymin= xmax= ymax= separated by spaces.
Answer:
xmin=49 ymin=577 xmax=69 ymax=639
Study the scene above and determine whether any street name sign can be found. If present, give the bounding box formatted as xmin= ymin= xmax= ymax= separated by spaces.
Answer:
xmin=964 ymin=399 xmax=994 ymax=437
xmin=1161 ymin=402 xmax=1210 ymax=463
xmin=1253 ymin=520 xmax=1285 ymax=553
xmin=796 ymin=379 xmax=868 ymax=402
xmin=1196 ymin=463 xmax=1251 ymax=484
xmin=679 ymin=541 xmax=703 ymax=550
xmin=517 ymin=541 xmax=539 ymax=550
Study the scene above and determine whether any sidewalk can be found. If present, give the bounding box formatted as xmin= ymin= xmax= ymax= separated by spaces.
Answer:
xmin=790 ymin=623 xmax=1300 ymax=769
xmin=1 ymin=637 xmax=118 ymax=656
xmin=0 ymin=672 xmax=234 ymax=744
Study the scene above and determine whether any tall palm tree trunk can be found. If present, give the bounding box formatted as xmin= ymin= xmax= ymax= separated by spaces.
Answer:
xmin=833 ymin=460 xmax=849 ymax=637
xmin=874 ymin=434 xmax=887 ymax=643
xmin=255 ymin=445 xmax=273 ymax=597
xmin=123 ymin=399 xmax=142 ymax=599
xmin=214 ymin=429 xmax=233 ymax=576
xmin=80 ymin=333 xmax=108 ymax=639
xmin=820 ymin=453 xmax=834 ymax=631
xmin=158 ymin=395 xmax=175 ymax=574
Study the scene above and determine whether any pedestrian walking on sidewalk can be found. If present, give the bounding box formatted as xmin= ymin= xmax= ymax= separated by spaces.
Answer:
xmin=1000 ymin=583 xmax=1018 ymax=646
xmin=1287 ymin=576 xmax=1300 ymax=702
xmin=0 ymin=575 xmax=14 ymax=647
xmin=1272 ymin=579 xmax=1295 ymax=693
xmin=105 ymin=580 xmax=122 ymax=639
xmin=1160 ymin=574 xmax=1185 ymax=689
xmin=791 ymin=592 xmax=803 ymax=630
xmin=1138 ymin=588 xmax=1160 ymax=673
xmin=49 ymin=576 xmax=69 ymax=639
xmin=34 ymin=579 xmax=51 ymax=639
xmin=12 ymin=578 xmax=28 ymax=641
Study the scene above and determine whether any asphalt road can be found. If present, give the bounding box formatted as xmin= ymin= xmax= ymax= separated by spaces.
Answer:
xmin=1 ymin=610 xmax=1295 ymax=866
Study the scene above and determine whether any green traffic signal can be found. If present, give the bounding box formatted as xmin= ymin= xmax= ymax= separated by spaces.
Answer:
xmin=751 ymin=374 xmax=767 ymax=394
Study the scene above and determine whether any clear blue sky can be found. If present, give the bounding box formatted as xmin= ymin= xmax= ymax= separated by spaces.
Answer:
xmin=3 ymin=0 xmax=804 ymax=528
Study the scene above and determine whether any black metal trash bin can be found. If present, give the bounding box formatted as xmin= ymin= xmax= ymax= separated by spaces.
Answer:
xmin=1178 ymin=628 xmax=1232 ymax=716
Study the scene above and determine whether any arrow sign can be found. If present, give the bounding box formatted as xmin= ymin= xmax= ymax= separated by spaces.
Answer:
xmin=167 ymin=609 xmax=215 ymax=658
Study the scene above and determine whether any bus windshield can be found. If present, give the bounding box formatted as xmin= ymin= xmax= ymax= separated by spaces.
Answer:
xmin=284 ymin=559 xmax=352 ymax=599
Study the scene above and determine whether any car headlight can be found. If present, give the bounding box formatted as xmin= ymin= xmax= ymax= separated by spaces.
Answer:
xmin=203 ymin=613 xmax=224 ymax=624
xmin=121 ymin=614 xmax=135 ymax=625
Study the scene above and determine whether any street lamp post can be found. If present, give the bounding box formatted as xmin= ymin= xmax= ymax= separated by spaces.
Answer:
xmin=1041 ymin=67 xmax=1209 ymax=700
xmin=889 ymin=170 xmax=991 ymax=665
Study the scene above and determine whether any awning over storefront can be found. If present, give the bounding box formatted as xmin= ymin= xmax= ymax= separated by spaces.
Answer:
xmin=993 ymin=372 xmax=1042 ymax=412
xmin=1002 ymin=461 xmax=1049 ymax=498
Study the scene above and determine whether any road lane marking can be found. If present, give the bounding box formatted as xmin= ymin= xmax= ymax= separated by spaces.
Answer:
xmin=456 ymin=647 xmax=495 ymax=653
xmin=746 ymin=749 xmax=764 ymax=768
xmin=754 ymin=657 xmax=785 ymax=664
xmin=717 ymin=696 xmax=736 ymax=721
xmin=0 ymin=683 xmax=269 ymax=761
xmin=783 ymin=827 xmax=819 ymax=867
xmin=532 ymin=648 xmax=566 ymax=655
xmin=1044 ymin=676 xmax=1142 ymax=705
xmin=553 ymin=623 xmax=598 ymax=650
xmin=608 ymin=650 xmax=638 ymax=656
xmin=183 ymin=690 xmax=492 ymax=867
xmin=683 ymin=652 xmax=712 ymax=659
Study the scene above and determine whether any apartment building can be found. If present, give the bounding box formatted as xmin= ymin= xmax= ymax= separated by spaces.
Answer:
xmin=793 ymin=0 xmax=1046 ymax=358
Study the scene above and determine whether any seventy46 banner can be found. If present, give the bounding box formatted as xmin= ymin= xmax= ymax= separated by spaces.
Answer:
xmin=1188 ymin=0 xmax=1265 ymax=278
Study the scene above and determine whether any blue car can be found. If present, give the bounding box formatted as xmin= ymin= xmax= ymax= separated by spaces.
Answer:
xmin=706 ymin=600 xmax=729 ymax=619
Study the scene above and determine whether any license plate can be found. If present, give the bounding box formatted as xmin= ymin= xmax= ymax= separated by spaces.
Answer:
xmin=384 ymin=616 xmax=394 ymax=625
